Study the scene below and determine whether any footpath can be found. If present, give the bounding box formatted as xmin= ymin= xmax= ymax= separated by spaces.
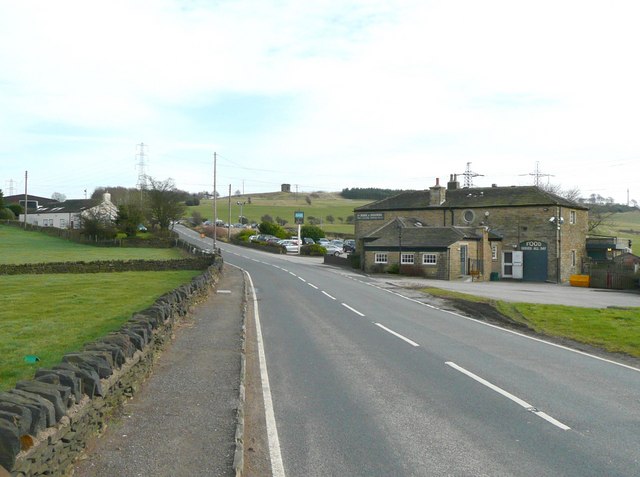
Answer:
xmin=72 ymin=264 xmax=245 ymax=477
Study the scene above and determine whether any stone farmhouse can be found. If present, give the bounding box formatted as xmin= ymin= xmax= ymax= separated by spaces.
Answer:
xmin=354 ymin=175 xmax=589 ymax=283
xmin=12 ymin=192 xmax=118 ymax=230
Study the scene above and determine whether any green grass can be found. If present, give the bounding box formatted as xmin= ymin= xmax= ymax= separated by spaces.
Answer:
xmin=187 ymin=192 xmax=370 ymax=236
xmin=0 ymin=225 xmax=185 ymax=264
xmin=422 ymin=287 xmax=640 ymax=358
xmin=591 ymin=209 xmax=640 ymax=255
xmin=0 ymin=271 xmax=201 ymax=391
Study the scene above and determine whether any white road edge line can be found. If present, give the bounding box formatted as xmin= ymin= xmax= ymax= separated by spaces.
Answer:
xmin=445 ymin=361 xmax=571 ymax=431
xmin=242 ymin=268 xmax=286 ymax=476
xmin=341 ymin=303 xmax=365 ymax=316
xmin=374 ymin=323 xmax=420 ymax=347
xmin=322 ymin=291 xmax=336 ymax=300
xmin=348 ymin=277 xmax=640 ymax=374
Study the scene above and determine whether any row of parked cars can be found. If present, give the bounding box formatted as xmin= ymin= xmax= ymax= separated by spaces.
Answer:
xmin=248 ymin=235 xmax=355 ymax=256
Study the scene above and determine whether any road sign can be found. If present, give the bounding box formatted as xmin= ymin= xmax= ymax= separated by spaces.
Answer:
xmin=294 ymin=211 xmax=304 ymax=224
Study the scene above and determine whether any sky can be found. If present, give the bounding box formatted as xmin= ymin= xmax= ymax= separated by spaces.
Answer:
xmin=1 ymin=0 xmax=639 ymax=204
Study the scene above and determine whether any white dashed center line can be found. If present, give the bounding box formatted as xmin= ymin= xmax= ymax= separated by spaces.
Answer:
xmin=322 ymin=291 xmax=336 ymax=300
xmin=342 ymin=303 xmax=365 ymax=317
xmin=374 ymin=323 xmax=420 ymax=347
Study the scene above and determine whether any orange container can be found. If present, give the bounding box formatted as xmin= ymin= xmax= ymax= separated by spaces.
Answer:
xmin=569 ymin=274 xmax=590 ymax=287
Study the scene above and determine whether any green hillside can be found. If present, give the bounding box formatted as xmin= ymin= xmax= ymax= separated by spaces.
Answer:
xmin=590 ymin=209 xmax=640 ymax=255
xmin=186 ymin=192 xmax=370 ymax=236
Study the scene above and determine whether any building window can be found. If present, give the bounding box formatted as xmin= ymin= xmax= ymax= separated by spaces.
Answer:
xmin=571 ymin=250 xmax=577 ymax=267
xmin=59 ymin=219 xmax=66 ymax=228
xmin=570 ymin=210 xmax=576 ymax=225
xmin=375 ymin=253 xmax=388 ymax=264
xmin=492 ymin=245 xmax=498 ymax=261
xmin=463 ymin=209 xmax=475 ymax=224
xmin=401 ymin=253 xmax=414 ymax=264
xmin=422 ymin=253 xmax=437 ymax=265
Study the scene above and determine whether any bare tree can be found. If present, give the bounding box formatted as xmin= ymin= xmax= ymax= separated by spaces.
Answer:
xmin=51 ymin=192 xmax=66 ymax=202
xmin=146 ymin=178 xmax=186 ymax=232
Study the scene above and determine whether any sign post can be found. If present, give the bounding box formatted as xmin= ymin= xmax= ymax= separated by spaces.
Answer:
xmin=294 ymin=211 xmax=304 ymax=255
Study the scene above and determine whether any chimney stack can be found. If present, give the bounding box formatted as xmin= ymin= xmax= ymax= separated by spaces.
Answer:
xmin=429 ymin=177 xmax=446 ymax=206
xmin=447 ymin=174 xmax=460 ymax=190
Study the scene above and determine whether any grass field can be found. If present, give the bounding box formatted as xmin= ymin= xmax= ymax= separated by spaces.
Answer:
xmin=186 ymin=192 xmax=370 ymax=236
xmin=592 ymin=210 xmax=640 ymax=255
xmin=0 ymin=225 xmax=185 ymax=264
xmin=423 ymin=287 xmax=640 ymax=358
xmin=0 ymin=271 xmax=201 ymax=391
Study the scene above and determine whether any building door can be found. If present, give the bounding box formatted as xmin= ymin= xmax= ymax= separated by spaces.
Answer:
xmin=520 ymin=241 xmax=548 ymax=282
xmin=460 ymin=245 xmax=468 ymax=275
xmin=503 ymin=251 xmax=514 ymax=277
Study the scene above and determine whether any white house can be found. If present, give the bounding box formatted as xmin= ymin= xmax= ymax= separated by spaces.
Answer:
xmin=18 ymin=193 xmax=118 ymax=229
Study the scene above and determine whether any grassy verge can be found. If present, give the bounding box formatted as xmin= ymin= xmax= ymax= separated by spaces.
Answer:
xmin=422 ymin=287 xmax=640 ymax=358
xmin=0 ymin=271 xmax=201 ymax=391
xmin=0 ymin=225 xmax=185 ymax=264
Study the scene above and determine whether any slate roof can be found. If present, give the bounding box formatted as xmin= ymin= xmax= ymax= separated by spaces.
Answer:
xmin=363 ymin=217 xmax=482 ymax=250
xmin=355 ymin=185 xmax=588 ymax=212
xmin=4 ymin=194 xmax=59 ymax=207
xmin=29 ymin=199 xmax=100 ymax=214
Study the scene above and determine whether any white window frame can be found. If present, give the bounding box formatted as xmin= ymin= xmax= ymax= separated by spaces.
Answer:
xmin=491 ymin=245 xmax=498 ymax=261
xmin=374 ymin=252 xmax=388 ymax=264
xmin=422 ymin=253 xmax=437 ymax=265
xmin=571 ymin=250 xmax=577 ymax=267
xmin=59 ymin=218 xmax=66 ymax=228
xmin=570 ymin=210 xmax=576 ymax=225
xmin=401 ymin=253 xmax=415 ymax=264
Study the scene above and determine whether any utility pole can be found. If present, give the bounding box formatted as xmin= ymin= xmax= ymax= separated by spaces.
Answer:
xmin=459 ymin=162 xmax=483 ymax=188
xmin=227 ymin=184 xmax=231 ymax=240
xmin=213 ymin=152 xmax=217 ymax=251
xmin=23 ymin=171 xmax=28 ymax=228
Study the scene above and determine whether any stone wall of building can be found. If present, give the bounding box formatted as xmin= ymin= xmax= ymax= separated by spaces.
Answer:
xmin=0 ymin=259 xmax=223 ymax=476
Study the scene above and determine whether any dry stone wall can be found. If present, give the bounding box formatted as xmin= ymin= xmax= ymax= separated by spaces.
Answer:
xmin=0 ymin=259 xmax=223 ymax=476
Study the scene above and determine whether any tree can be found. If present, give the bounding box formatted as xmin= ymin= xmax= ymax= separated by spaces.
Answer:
xmin=305 ymin=195 xmax=312 ymax=205
xmin=145 ymin=178 xmax=186 ymax=232
xmin=261 ymin=214 xmax=274 ymax=223
xmin=51 ymin=192 xmax=66 ymax=202
xmin=300 ymin=224 xmax=325 ymax=241
xmin=80 ymin=209 xmax=117 ymax=239
xmin=345 ymin=215 xmax=355 ymax=224
xmin=235 ymin=189 xmax=242 ymax=196
xmin=325 ymin=215 xmax=335 ymax=224
xmin=116 ymin=203 xmax=145 ymax=237
xmin=276 ymin=216 xmax=288 ymax=226
xmin=191 ymin=211 xmax=204 ymax=225
xmin=258 ymin=221 xmax=287 ymax=238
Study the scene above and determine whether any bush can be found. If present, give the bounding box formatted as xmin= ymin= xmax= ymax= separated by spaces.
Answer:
xmin=234 ymin=229 xmax=255 ymax=243
xmin=0 ymin=208 xmax=15 ymax=220
xmin=301 ymin=244 xmax=326 ymax=256
xmin=7 ymin=204 xmax=22 ymax=217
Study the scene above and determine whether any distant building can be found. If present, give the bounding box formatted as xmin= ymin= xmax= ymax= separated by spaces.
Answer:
xmin=281 ymin=184 xmax=291 ymax=193
xmin=17 ymin=193 xmax=117 ymax=229
xmin=354 ymin=175 xmax=589 ymax=283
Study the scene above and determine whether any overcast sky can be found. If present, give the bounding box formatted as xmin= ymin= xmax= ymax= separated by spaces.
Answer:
xmin=1 ymin=0 xmax=638 ymax=203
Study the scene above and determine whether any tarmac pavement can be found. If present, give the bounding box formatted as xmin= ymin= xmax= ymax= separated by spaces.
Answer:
xmin=368 ymin=275 xmax=640 ymax=308
xmin=72 ymin=264 xmax=244 ymax=477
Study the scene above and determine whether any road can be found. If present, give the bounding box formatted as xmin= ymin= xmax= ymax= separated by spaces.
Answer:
xmin=175 ymin=226 xmax=640 ymax=476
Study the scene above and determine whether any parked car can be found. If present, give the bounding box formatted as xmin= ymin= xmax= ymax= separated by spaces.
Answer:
xmin=317 ymin=238 xmax=330 ymax=246
xmin=278 ymin=239 xmax=300 ymax=253
xmin=302 ymin=237 xmax=315 ymax=245
xmin=249 ymin=235 xmax=260 ymax=242
xmin=323 ymin=244 xmax=343 ymax=256
xmin=343 ymin=239 xmax=355 ymax=253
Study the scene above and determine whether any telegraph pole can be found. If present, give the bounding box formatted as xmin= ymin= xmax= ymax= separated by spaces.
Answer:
xmin=213 ymin=152 xmax=217 ymax=251
xmin=23 ymin=171 xmax=28 ymax=228
xmin=227 ymin=184 xmax=231 ymax=240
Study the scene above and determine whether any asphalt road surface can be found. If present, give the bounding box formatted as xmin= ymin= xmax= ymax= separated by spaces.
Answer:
xmin=176 ymin=226 xmax=640 ymax=476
